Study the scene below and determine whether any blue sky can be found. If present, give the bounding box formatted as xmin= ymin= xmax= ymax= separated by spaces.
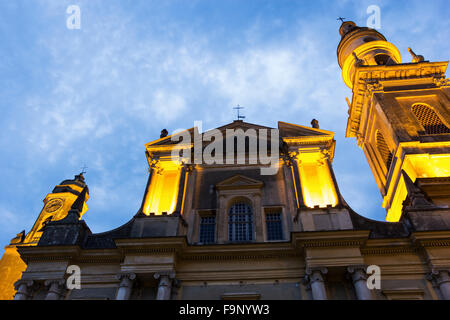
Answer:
xmin=0 ymin=0 xmax=449 ymax=253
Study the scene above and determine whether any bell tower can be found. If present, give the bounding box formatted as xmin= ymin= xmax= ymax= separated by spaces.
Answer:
xmin=0 ymin=173 xmax=89 ymax=299
xmin=23 ymin=173 xmax=90 ymax=244
xmin=337 ymin=21 xmax=450 ymax=221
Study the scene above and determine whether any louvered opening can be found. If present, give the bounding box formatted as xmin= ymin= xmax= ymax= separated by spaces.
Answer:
xmin=376 ymin=131 xmax=393 ymax=171
xmin=412 ymin=103 xmax=450 ymax=135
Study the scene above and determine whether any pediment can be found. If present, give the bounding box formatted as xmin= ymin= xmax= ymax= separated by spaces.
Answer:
xmin=213 ymin=120 xmax=274 ymax=134
xmin=216 ymin=174 xmax=264 ymax=190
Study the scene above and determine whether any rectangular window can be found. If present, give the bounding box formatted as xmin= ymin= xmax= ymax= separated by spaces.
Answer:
xmin=266 ymin=212 xmax=283 ymax=241
xmin=199 ymin=216 xmax=216 ymax=243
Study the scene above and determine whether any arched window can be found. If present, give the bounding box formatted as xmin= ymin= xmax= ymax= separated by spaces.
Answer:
xmin=411 ymin=103 xmax=450 ymax=135
xmin=228 ymin=202 xmax=253 ymax=242
xmin=376 ymin=130 xmax=393 ymax=171
xmin=374 ymin=54 xmax=392 ymax=65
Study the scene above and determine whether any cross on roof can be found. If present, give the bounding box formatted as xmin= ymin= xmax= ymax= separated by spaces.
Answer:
xmin=337 ymin=17 xmax=346 ymax=23
xmin=80 ymin=165 xmax=88 ymax=175
xmin=233 ymin=105 xmax=245 ymax=121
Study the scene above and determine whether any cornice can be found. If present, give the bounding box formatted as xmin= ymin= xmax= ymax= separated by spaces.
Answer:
xmin=354 ymin=61 xmax=448 ymax=84
xmin=410 ymin=231 xmax=450 ymax=247
xmin=361 ymin=246 xmax=418 ymax=256
xmin=292 ymin=230 xmax=370 ymax=248
xmin=180 ymin=248 xmax=300 ymax=261
xmin=346 ymin=61 xmax=449 ymax=139
xmin=16 ymin=245 xmax=81 ymax=264
xmin=177 ymin=269 xmax=303 ymax=281
xmin=114 ymin=237 xmax=187 ymax=254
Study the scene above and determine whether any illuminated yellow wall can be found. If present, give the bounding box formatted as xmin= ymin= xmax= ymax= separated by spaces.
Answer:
xmin=296 ymin=152 xmax=338 ymax=208
xmin=143 ymin=162 xmax=181 ymax=215
xmin=0 ymin=245 xmax=27 ymax=300
xmin=386 ymin=153 xmax=450 ymax=222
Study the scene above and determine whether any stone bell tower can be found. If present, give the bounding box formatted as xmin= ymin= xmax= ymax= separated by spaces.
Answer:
xmin=0 ymin=173 xmax=89 ymax=299
xmin=336 ymin=21 xmax=450 ymax=222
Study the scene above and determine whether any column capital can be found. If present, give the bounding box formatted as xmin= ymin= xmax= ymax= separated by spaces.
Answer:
xmin=305 ymin=267 xmax=328 ymax=283
xmin=154 ymin=271 xmax=176 ymax=281
xmin=347 ymin=265 xmax=368 ymax=282
xmin=13 ymin=280 xmax=35 ymax=300
xmin=14 ymin=279 xmax=34 ymax=291
xmin=306 ymin=267 xmax=328 ymax=276
xmin=427 ymin=269 xmax=450 ymax=285
xmin=44 ymin=279 xmax=66 ymax=300
xmin=116 ymin=273 xmax=136 ymax=286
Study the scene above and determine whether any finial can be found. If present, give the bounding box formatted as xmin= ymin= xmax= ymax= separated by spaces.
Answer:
xmin=233 ymin=105 xmax=245 ymax=121
xmin=75 ymin=166 xmax=87 ymax=182
xmin=407 ymin=48 xmax=424 ymax=63
xmin=311 ymin=119 xmax=320 ymax=129
xmin=160 ymin=129 xmax=168 ymax=138
xmin=337 ymin=17 xmax=346 ymax=23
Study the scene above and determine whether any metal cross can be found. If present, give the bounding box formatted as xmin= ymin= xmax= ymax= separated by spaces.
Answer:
xmin=80 ymin=165 xmax=88 ymax=175
xmin=233 ymin=105 xmax=245 ymax=120
xmin=337 ymin=17 xmax=346 ymax=23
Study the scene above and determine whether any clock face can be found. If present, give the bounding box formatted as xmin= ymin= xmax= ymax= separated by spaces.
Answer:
xmin=45 ymin=198 xmax=64 ymax=213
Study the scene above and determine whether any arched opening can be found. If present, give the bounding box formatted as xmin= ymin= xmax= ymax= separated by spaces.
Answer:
xmin=376 ymin=130 xmax=393 ymax=172
xmin=374 ymin=54 xmax=392 ymax=65
xmin=411 ymin=103 xmax=450 ymax=135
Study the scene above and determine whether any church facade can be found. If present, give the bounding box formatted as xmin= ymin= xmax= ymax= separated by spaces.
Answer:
xmin=0 ymin=22 xmax=449 ymax=300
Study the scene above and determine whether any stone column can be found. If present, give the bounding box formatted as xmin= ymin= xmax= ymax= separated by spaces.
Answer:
xmin=347 ymin=265 xmax=372 ymax=300
xmin=306 ymin=268 xmax=328 ymax=300
xmin=428 ymin=269 xmax=450 ymax=300
xmin=115 ymin=273 xmax=136 ymax=300
xmin=13 ymin=280 xmax=34 ymax=300
xmin=44 ymin=279 xmax=66 ymax=300
xmin=154 ymin=272 xmax=175 ymax=300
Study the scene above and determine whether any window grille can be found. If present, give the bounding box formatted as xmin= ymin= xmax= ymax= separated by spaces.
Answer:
xmin=411 ymin=103 xmax=450 ymax=135
xmin=376 ymin=131 xmax=393 ymax=171
xmin=266 ymin=212 xmax=283 ymax=241
xmin=228 ymin=202 xmax=253 ymax=242
xmin=199 ymin=216 xmax=216 ymax=243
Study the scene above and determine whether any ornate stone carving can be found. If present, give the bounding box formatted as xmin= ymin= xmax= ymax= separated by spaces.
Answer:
xmin=347 ymin=265 xmax=368 ymax=280
xmin=433 ymin=76 xmax=450 ymax=87
xmin=365 ymin=80 xmax=383 ymax=94
xmin=427 ymin=268 xmax=450 ymax=300
xmin=44 ymin=279 xmax=66 ymax=300
xmin=13 ymin=280 xmax=34 ymax=300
